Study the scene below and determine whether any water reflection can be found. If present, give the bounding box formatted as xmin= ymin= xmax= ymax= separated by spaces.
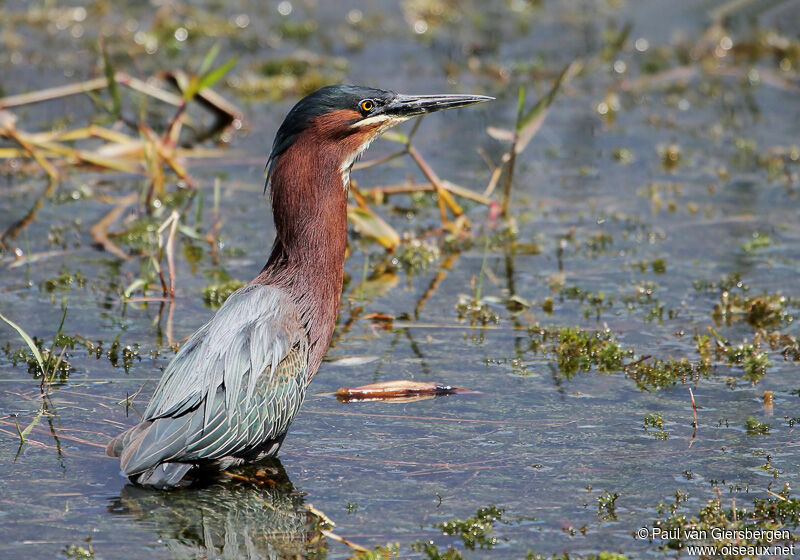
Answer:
xmin=108 ymin=459 xmax=327 ymax=559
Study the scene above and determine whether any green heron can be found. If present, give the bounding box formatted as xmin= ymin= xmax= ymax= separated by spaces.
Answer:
xmin=107 ymin=84 xmax=492 ymax=488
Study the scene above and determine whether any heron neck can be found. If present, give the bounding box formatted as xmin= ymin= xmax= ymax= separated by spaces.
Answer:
xmin=255 ymin=133 xmax=349 ymax=375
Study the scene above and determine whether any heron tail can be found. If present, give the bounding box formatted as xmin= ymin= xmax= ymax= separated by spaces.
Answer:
xmin=107 ymin=414 xmax=202 ymax=488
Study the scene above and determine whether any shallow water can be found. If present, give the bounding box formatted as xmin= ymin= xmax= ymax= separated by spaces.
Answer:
xmin=1 ymin=1 xmax=799 ymax=558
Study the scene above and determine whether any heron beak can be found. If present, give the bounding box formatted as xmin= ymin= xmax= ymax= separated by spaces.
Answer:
xmin=385 ymin=93 xmax=494 ymax=118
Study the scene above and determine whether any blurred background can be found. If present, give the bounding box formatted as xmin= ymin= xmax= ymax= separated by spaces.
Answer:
xmin=1 ymin=1 xmax=799 ymax=559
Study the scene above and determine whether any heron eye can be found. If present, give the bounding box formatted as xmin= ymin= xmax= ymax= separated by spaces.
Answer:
xmin=359 ymin=99 xmax=375 ymax=113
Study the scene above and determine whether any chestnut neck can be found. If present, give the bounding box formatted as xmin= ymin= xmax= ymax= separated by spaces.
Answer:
xmin=254 ymin=125 xmax=351 ymax=376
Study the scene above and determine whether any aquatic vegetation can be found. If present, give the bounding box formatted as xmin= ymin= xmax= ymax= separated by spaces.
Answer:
xmin=651 ymin=487 xmax=799 ymax=554
xmin=392 ymin=236 xmax=441 ymax=274
xmin=62 ymin=541 xmax=94 ymax=559
xmin=597 ymin=490 xmax=620 ymax=521
xmin=713 ymin=292 xmax=792 ymax=329
xmin=1 ymin=305 xmax=73 ymax=387
xmin=356 ymin=543 xmax=401 ymax=559
xmin=104 ymin=336 xmax=141 ymax=373
xmin=761 ymin=331 xmax=800 ymax=361
xmin=626 ymin=357 xmax=704 ymax=391
xmin=358 ymin=506 xmax=514 ymax=558
xmin=455 ymin=295 xmax=500 ymax=325
xmin=547 ymin=326 xmax=628 ymax=378
xmin=435 ymin=506 xmax=506 ymax=550
xmin=41 ymin=267 xmax=86 ymax=292
xmin=744 ymin=416 xmax=770 ymax=435
xmin=725 ymin=342 xmax=771 ymax=382
xmin=643 ymin=412 xmax=669 ymax=440
xmin=410 ymin=541 xmax=463 ymax=560
xmin=628 ymin=258 xmax=669 ymax=274
xmin=612 ymin=147 xmax=634 ymax=164
xmin=651 ymin=258 xmax=666 ymax=274
xmin=202 ymin=279 xmax=245 ymax=309
xmin=109 ymin=218 xmax=161 ymax=252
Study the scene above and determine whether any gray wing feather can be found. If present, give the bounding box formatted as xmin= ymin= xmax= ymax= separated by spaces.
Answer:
xmin=144 ymin=284 xmax=303 ymax=425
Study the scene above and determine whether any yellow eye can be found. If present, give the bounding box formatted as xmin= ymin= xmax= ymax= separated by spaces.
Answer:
xmin=359 ymin=99 xmax=374 ymax=113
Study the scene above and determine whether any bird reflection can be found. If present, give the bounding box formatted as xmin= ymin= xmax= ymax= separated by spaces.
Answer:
xmin=108 ymin=458 xmax=327 ymax=559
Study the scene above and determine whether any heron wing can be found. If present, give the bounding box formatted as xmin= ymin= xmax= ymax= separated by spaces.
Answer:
xmin=118 ymin=341 xmax=309 ymax=477
xmin=143 ymin=283 xmax=304 ymax=423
